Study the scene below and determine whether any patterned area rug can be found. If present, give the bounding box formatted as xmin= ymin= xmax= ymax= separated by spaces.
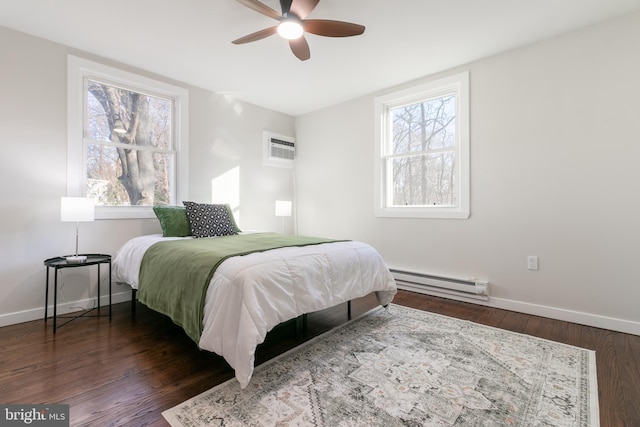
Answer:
xmin=163 ymin=304 xmax=599 ymax=426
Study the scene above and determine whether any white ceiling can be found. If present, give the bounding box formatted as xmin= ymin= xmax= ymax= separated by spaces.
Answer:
xmin=1 ymin=0 xmax=639 ymax=116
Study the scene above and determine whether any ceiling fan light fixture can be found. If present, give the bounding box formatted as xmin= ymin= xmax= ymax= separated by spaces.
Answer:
xmin=232 ymin=0 xmax=365 ymax=61
xmin=277 ymin=20 xmax=304 ymax=40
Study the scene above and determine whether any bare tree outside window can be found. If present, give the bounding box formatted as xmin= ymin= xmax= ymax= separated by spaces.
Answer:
xmin=389 ymin=95 xmax=456 ymax=206
xmin=85 ymin=81 xmax=174 ymax=207
xmin=375 ymin=71 xmax=468 ymax=219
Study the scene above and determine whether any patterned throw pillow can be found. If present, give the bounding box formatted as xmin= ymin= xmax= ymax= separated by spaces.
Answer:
xmin=183 ymin=201 xmax=238 ymax=238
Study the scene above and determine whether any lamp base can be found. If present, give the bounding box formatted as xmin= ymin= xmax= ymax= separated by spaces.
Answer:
xmin=65 ymin=255 xmax=87 ymax=263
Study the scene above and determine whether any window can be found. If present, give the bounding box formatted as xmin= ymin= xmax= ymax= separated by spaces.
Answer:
xmin=375 ymin=71 xmax=469 ymax=219
xmin=67 ymin=56 xmax=188 ymax=219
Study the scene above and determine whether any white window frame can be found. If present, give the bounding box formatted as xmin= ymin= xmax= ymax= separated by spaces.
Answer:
xmin=67 ymin=55 xmax=189 ymax=219
xmin=374 ymin=71 xmax=469 ymax=219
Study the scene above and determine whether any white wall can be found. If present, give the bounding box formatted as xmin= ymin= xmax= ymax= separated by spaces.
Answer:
xmin=188 ymin=91 xmax=295 ymax=231
xmin=294 ymin=12 xmax=640 ymax=334
xmin=0 ymin=26 xmax=295 ymax=326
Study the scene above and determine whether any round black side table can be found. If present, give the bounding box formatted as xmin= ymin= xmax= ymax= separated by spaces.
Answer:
xmin=43 ymin=254 xmax=112 ymax=333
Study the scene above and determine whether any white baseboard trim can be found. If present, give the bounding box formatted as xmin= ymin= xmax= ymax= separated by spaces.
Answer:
xmin=397 ymin=284 xmax=640 ymax=336
xmin=4 ymin=286 xmax=639 ymax=337
xmin=489 ymin=296 xmax=640 ymax=336
xmin=0 ymin=290 xmax=132 ymax=328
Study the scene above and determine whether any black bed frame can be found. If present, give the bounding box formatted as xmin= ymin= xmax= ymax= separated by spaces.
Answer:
xmin=130 ymin=288 xmax=352 ymax=340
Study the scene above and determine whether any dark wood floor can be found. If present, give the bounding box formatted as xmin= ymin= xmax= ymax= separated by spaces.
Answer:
xmin=1 ymin=290 xmax=639 ymax=426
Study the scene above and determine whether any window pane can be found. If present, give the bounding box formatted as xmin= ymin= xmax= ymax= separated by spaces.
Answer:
xmin=85 ymin=80 xmax=174 ymax=207
xmin=390 ymin=95 xmax=456 ymax=154
xmin=391 ymin=152 xmax=456 ymax=206
xmin=86 ymin=144 xmax=127 ymax=206
xmin=375 ymin=71 xmax=468 ymax=218
xmin=86 ymin=144 xmax=174 ymax=206
xmin=86 ymin=80 xmax=172 ymax=150
xmin=152 ymin=152 xmax=173 ymax=206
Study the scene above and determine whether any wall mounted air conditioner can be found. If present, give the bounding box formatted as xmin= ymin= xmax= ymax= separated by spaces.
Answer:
xmin=263 ymin=131 xmax=295 ymax=168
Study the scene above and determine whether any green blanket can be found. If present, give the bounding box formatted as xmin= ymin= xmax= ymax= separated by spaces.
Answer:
xmin=138 ymin=233 xmax=340 ymax=344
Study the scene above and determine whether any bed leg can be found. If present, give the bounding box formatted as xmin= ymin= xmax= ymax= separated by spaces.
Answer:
xmin=131 ymin=288 xmax=137 ymax=313
xmin=303 ymin=313 xmax=308 ymax=335
xmin=347 ymin=300 xmax=352 ymax=320
xmin=294 ymin=315 xmax=302 ymax=340
xmin=294 ymin=314 xmax=308 ymax=340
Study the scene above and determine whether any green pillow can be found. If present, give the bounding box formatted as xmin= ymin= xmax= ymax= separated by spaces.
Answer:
xmin=152 ymin=205 xmax=192 ymax=237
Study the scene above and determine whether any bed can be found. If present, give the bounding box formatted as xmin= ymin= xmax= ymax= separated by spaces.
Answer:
xmin=112 ymin=208 xmax=397 ymax=388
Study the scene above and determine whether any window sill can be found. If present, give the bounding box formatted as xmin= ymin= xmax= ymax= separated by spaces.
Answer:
xmin=375 ymin=206 xmax=469 ymax=219
xmin=95 ymin=206 xmax=156 ymax=220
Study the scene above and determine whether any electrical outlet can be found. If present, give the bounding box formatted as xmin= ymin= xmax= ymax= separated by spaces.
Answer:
xmin=527 ymin=256 xmax=539 ymax=271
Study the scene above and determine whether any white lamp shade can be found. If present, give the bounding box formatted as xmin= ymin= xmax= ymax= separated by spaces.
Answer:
xmin=61 ymin=197 xmax=95 ymax=222
xmin=275 ymin=200 xmax=292 ymax=217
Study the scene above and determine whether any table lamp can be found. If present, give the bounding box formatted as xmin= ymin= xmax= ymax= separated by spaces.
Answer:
xmin=61 ymin=196 xmax=95 ymax=263
xmin=275 ymin=200 xmax=292 ymax=234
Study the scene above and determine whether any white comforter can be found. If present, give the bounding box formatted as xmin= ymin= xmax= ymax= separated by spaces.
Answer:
xmin=112 ymin=234 xmax=397 ymax=388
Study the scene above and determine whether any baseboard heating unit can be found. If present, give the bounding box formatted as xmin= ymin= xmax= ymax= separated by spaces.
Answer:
xmin=390 ymin=269 xmax=489 ymax=301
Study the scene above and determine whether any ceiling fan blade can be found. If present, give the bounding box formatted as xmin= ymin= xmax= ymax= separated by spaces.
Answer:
xmin=235 ymin=0 xmax=282 ymax=20
xmin=289 ymin=36 xmax=311 ymax=61
xmin=303 ymin=19 xmax=365 ymax=37
xmin=232 ymin=26 xmax=278 ymax=44
xmin=289 ymin=0 xmax=319 ymax=19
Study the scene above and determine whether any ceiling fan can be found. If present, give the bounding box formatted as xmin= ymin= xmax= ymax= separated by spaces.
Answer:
xmin=232 ymin=0 xmax=365 ymax=61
